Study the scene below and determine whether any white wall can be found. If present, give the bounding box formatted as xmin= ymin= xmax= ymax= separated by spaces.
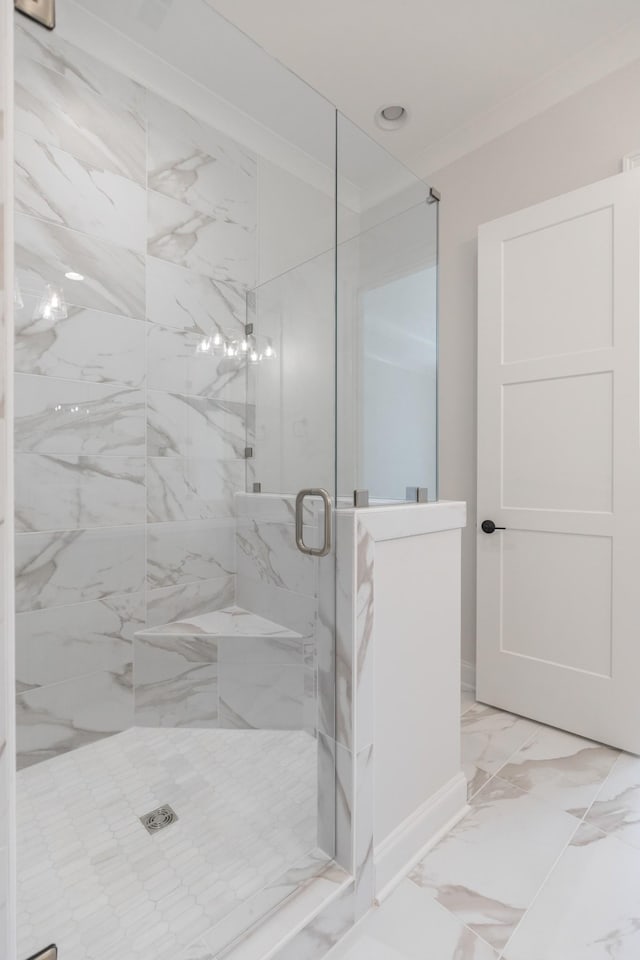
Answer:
xmin=431 ymin=54 xmax=640 ymax=674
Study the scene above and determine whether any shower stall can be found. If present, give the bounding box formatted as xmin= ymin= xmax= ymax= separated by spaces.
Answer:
xmin=1 ymin=1 xmax=441 ymax=958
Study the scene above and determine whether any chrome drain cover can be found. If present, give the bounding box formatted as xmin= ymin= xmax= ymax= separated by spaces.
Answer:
xmin=140 ymin=804 xmax=178 ymax=834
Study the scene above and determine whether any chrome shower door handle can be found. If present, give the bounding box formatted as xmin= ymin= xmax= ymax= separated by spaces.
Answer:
xmin=295 ymin=488 xmax=332 ymax=557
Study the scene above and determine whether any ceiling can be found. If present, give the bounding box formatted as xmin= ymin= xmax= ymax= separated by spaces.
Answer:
xmin=204 ymin=0 xmax=640 ymax=175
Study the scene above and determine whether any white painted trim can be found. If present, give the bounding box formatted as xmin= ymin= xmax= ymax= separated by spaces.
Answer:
xmin=410 ymin=17 xmax=640 ymax=178
xmin=622 ymin=151 xmax=640 ymax=171
xmin=461 ymin=659 xmax=476 ymax=692
xmin=373 ymin=773 xmax=468 ymax=901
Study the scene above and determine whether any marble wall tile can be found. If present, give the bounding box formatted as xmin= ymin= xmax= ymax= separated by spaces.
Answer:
xmin=16 ymin=666 xmax=134 ymax=769
xmin=334 ymin=511 xmax=356 ymax=752
xmin=15 ymin=593 xmax=143 ymax=692
xmin=147 ymin=457 xmax=244 ymax=522
xmin=354 ymin=744 xmax=374 ymax=921
xmin=334 ymin=739 xmax=354 ymax=871
xmin=218 ymin=663 xmax=304 ymax=730
xmin=355 ymin=523 xmax=374 ymax=754
xmin=147 ymin=92 xmax=256 ymax=225
xmin=15 ymin=132 xmax=146 ymax=251
xmin=218 ymin=635 xmax=303 ymax=667
xmin=316 ymin=531 xmax=337 ymax=744
xmin=235 ymin=577 xmax=316 ymax=636
xmin=15 ymin=453 xmax=146 ymax=532
xmin=15 ymin=525 xmax=146 ymax=613
xmin=15 ymin=215 xmax=145 ymax=318
xmin=317 ymin=733 xmax=338 ymax=859
xmin=148 ymin=190 xmax=255 ymax=289
xmin=15 ymin=374 xmax=145 ymax=456
xmin=147 ymin=323 xmax=246 ymax=401
xmin=236 ymin=519 xmax=317 ymax=597
xmin=15 ymin=296 xmax=146 ymax=386
xmin=134 ymin=635 xmax=218 ymax=729
xmin=235 ymin=492 xmax=315 ymax=525
xmin=146 ymin=576 xmax=235 ymax=628
xmin=15 ymin=56 xmax=145 ymax=182
xmin=146 ymin=255 xmax=246 ymax=335
xmin=15 ymin=19 xmax=145 ymax=116
xmin=147 ymin=390 xmax=246 ymax=460
xmin=146 ymin=519 xmax=235 ymax=589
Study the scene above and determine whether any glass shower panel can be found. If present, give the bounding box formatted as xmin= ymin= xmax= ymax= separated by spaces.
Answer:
xmin=13 ymin=5 xmax=338 ymax=958
xmin=336 ymin=114 xmax=439 ymax=503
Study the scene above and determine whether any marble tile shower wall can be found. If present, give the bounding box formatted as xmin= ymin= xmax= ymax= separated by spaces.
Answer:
xmin=235 ymin=493 xmax=321 ymax=734
xmin=0 ymin=4 xmax=14 ymax=952
xmin=12 ymin=21 xmax=257 ymax=769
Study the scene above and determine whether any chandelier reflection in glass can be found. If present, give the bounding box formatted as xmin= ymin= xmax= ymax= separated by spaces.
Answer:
xmin=33 ymin=283 xmax=68 ymax=321
xmin=196 ymin=329 xmax=277 ymax=364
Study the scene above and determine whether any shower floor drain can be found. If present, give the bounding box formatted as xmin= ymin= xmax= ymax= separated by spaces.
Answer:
xmin=140 ymin=804 xmax=179 ymax=834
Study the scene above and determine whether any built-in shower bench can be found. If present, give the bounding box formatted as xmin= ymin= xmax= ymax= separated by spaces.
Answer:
xmin=135 ymin=605 xmax=309 ymax=730
xmin=136 ymin=604 xmax=303 ymax=647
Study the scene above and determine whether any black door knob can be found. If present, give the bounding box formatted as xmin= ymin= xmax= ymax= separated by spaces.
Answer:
xmin=481 ymin=520 xmax=506 ymax=534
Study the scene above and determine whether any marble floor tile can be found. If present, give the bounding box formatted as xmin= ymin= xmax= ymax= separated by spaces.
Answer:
xmin=409 ymin=776 xmax=580 ymax=952
xmin=583 ymin=751 xmax=640 ymax=849
xmin=327 ymin=879 xmax=498 ymax=960
xmin=461 ymin=689 xmax=476 ymax=714
xmin=502 ymin=822 xmax=640 ymax=959
xmin=498 ymin=726 xmax=619 ymax=816
xmin=17 ymin=727 xmax=317 ymax=960
xmin=461 ymin=702 xmax=540 ymax=799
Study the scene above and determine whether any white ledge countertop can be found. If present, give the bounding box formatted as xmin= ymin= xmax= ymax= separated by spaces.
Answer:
xmin=338 ymin=499 xmax=466 ymax=541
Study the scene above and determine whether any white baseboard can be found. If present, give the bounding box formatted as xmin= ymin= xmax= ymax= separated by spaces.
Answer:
xmin=373 ymin=772 xmax=469 ymax=902
xmin=461 ymin=659 xmax=476 ymax=692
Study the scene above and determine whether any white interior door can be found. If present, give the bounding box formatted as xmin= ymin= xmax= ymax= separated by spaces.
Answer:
xmin=477 ymin=169 xmax=640 ymax=754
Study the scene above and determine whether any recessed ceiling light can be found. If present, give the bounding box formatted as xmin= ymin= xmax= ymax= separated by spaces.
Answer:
xmin=375 ymin=105 xmax=409 ymax=131
xmin=65 ymin=271 xmax=84 ymax=281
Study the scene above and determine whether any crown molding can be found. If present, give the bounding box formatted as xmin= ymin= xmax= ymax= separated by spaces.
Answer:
xmin=409 ymin=16 xmax=640 ymax=180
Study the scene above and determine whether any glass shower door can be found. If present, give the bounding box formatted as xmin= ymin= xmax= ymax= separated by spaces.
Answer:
xmin=239 ymin=241 xmax=338 ymax=856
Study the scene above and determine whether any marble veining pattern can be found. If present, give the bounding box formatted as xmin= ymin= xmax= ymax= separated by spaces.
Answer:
xmin=15 ymin=453 xmax=146 ymax=532
xmin=15 ymin=54 xmax=146 ymax=183
xmin=15 ymin=131 xmax=147 ymax=251
xmin=147 ymin=456 xmax=244 ymax=523
xmin=15 ymin=374 xmax=145 ymax=456
xmin=17 ymin=727 xmax=317 ymax=960
xmin=327 ymin=695 xmax=640 ymax=960
xmin=15 ymin=297 xmax=146 ymax=386
xmin=15 ymin=214 xmax=145 ymax=318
